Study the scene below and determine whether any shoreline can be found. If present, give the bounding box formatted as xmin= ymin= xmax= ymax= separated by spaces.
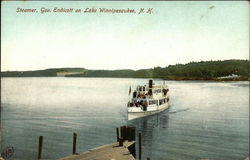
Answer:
xmin=163 ymin=77 xmax=249 ymax=81
xmin=1 ymin=76 xmax=249 ymax=81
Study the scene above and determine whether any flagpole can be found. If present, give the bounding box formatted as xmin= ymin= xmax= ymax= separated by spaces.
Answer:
xmin=127 ymin=85 xmax=131 ymax=124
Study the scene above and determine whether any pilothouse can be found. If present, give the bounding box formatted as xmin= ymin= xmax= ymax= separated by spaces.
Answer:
xmin=127 ymin=80 xmax=170 ymax=120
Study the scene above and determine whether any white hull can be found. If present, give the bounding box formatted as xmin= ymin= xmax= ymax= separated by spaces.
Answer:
xmin=128 ymin=103 xmax=170 ymax=120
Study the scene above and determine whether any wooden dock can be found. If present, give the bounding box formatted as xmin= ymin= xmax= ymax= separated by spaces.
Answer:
xmin=57 ymin=126 xmax=137 ymax=160
xmin=59 ymin=141 xmax=135 ymax=160
xmin=34 ymin=126 xmax=139 ymax=160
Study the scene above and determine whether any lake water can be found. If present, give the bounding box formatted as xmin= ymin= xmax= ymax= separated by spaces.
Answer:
xmin=1 ymin=78 xmax=249 ymax=160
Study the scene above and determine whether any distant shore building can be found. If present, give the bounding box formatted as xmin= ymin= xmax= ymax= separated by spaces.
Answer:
xmin=217 ymin=74 xmax=240 ymax=80
xmin=56 ymin=71 xmax=84 ymax=77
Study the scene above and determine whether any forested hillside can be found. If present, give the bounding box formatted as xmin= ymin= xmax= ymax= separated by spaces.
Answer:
xmin=1 ymin=60 xmax=249 ymax=80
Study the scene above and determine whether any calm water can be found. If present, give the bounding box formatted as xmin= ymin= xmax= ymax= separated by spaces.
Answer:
xmin=1 ymin=78 xmax=249 ymax=160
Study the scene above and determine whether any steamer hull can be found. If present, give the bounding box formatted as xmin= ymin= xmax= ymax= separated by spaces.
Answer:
xmin=128 ymin=103 xmax=170 ymax=120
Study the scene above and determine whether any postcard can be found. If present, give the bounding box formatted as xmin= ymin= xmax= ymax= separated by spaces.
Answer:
xmin=1 ymin=1 xmax=249 ymax=160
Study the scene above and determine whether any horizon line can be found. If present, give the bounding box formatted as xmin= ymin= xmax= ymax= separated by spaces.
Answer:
xmin=1 ymin=59 xmax=248 ymax=72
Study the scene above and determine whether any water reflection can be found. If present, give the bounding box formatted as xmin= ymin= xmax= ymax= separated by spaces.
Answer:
xmin=126 ymin=107 xmax=191 ymax=159
xmin=128 ymin=110 xmax=170 ymax=159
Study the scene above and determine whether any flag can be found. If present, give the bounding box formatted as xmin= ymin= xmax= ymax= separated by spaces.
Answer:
xmin=129 ymin=86 xmax=131 ymax=95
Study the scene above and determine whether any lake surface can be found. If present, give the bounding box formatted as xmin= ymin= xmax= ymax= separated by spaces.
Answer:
xmin=1 ymin=78 xmax=249 ymax=160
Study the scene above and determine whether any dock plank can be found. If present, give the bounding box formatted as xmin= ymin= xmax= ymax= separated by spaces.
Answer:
xmin=59 ymin=141 xmax=135 ymax=160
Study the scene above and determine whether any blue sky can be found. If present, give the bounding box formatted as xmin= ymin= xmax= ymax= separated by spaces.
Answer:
xmin=1 ymin=1 xmax=249 ymax=71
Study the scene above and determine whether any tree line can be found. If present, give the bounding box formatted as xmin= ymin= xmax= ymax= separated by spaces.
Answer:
xmin=1 ymin=60 xmax=249 ymax=80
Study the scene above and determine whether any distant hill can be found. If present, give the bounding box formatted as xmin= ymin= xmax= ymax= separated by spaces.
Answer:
xmin=149 ymin=59 xmax=249 ymax=80
xmin=66 ymin=69 xmax=135 ymax=78
xmin=1 ymin=68 xmax=86 ymax=77
xmin=1 ymin=60 xmax=249 ymax=80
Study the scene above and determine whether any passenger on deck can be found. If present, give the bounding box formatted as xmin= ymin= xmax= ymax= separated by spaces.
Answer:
xmin=135 ymin=102 xmax=138 ymax=107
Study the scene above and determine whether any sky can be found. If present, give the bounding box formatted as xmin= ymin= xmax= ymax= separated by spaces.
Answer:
xmin=1 ymin=1 xmax=249 ymax=71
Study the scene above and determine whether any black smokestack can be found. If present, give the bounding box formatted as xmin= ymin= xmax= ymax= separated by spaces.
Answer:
xmin=149 ymin=80 xmax=153 ymax=88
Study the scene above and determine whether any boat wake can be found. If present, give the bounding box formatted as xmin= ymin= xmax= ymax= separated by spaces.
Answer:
xmin=119 ymin=110 xmax=127 ymax=120
xmin=169 ymin=108 xmax=190 ymax=114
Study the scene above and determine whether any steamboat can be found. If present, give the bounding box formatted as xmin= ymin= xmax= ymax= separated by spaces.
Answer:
xmin=127 ymin=80 xmax=170 ymax=120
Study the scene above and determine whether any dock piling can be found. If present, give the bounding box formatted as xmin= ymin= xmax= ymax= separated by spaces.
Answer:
xmin=121 ymin=126 xmax=126 ymax=140
xmin=38 ymin=136 xmax=43 ymax=160
xmin=128 ymin=127 xmax=136 ymax=158
xmin=139 ymin=133 xmax=141 ymax=160
xmin=119 ymin=137 xmax=124 ymax=146
xmin=130 ymin=127 xmax=135 ymax=141
xmin=72 ymin=133 xmax=77 ymax=154
xmin=116 ymin=128 xmax=119 ymax=141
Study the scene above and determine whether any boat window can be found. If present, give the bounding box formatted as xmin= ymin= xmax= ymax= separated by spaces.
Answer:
xmin=158 ymin=99 xmax=166 ymax=104
xmin=133 ymin=91 xmax=137 ymax=98
xmin=163 ymin=89 xmax=167 ymax=95
xmin=139 ymin=100 xmax=143 ymax=105
xmin=154 ymin=89 xmax=161 ymax=94
xmin=139 ymin=86 xmax=142 ymax=91
xmin=149 ymin=100 xmax=156 ymax=105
